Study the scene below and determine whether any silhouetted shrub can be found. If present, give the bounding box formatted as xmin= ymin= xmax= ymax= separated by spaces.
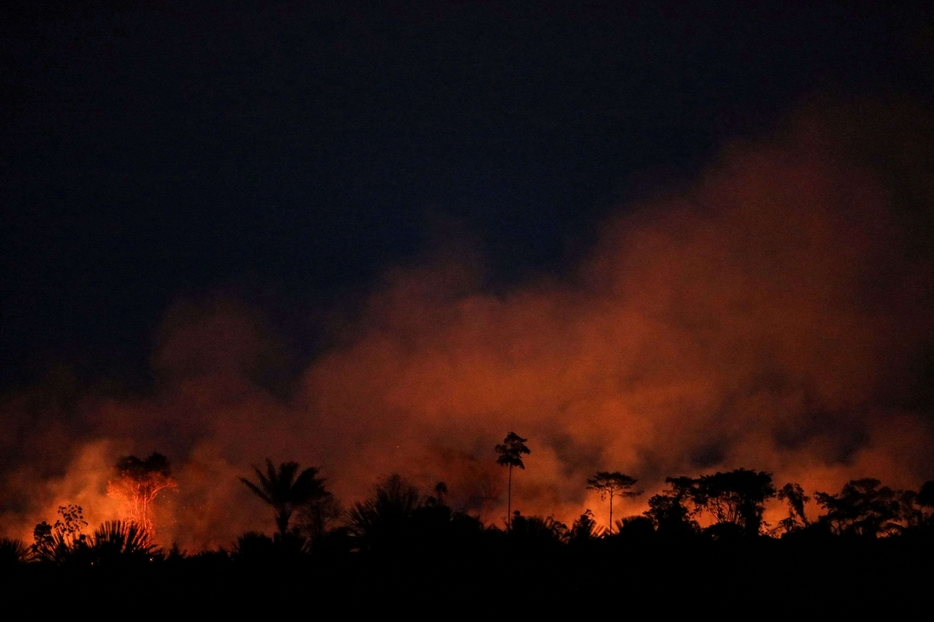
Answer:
xmin=0 ymin=538 xmax=32 ymax=566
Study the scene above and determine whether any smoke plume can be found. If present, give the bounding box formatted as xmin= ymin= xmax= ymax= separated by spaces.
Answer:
xmin=2 ymin=101 xmax=933 ymax=547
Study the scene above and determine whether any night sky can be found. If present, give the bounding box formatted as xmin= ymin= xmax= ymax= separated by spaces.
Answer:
xmin=3 ymin=2 xmax=934 ymax=545
xmin=5 ymin=2 xmax=930 ymax=388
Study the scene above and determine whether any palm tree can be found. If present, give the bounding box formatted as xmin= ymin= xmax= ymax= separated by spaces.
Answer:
xmin=90 ymin=520 xmax=158 ymax=566
xmin=0 ymin=538 xmax=32 ymax=566
xmin=240 ymin=459 xmax=329 ymax=538
xmin=495 ymin=432 xmax=530 ymax=531
xmin=347 ymin=474 xmax=423 ymax=552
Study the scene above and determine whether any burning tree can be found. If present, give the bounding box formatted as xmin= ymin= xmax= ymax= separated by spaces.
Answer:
xmin=107 ymin=453 xmax=177 ymax=536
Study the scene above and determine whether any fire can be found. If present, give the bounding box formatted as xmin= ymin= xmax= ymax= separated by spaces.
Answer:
xmin=1 ymin=102 xmax=933 ymax=549
xmin=106 ymin=453 xmax=177 ymax=537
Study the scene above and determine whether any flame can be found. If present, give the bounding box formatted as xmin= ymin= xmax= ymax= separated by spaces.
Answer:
xmin=106 ymin=455 xmax=177 ymax=537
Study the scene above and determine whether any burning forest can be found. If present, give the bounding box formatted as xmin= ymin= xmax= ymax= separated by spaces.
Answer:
xmin=3 ymin=109 xmax=934 ymax=560
xmin=3 ymin=3 xmax=934 ymax=605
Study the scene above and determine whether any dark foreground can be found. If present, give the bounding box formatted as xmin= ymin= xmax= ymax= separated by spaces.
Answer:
xmin=6 ymin=537 xmax=931 ymax=614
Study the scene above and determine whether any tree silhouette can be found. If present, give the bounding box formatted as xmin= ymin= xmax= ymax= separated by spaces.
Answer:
xmin=568 ymin=509 xmax=602 ymax=544
xmin=31 ymin=504 xmax=89 ymax=564
xmin=296 ymin=493 xmax=342 ymax=548
xmin=495 ymin=432 xmax=530 ymax=530
xmin=0 ymin=538 xmax=32 ymax=566
xmin=615 ymin=515 xmax=656 ymax=541
xmin=89 ymin=520 xmax=159 ymax=566
xmin=815 ymin=478 xmax=901 ymax=537
xmin=692 ymin=469 xmax=776 ymax=537
xmin=347 ymin=474 xmax=423 ymax=552
xmin=586 ymin=471 xmax=639 ymax=534
xmin=645 ymin=477 xmax=700 ymax=537
xmin=30 ymin=512 xmax=161 ymax=567
xmin=107 ymin=453 xmax=177 ymax=536
xmin=918 ymin=480 xmax=934 ymax=529
xmin=509 ymin=511 xmax=568 ymax=546
xmin=232 ymin=531 xmax=277 ymax=563
xmin=918 ymin=481 xmax=934 ymax=508
xmin=432 ymin=481 xmax=448 ymax=504
xmin=776 ymin=482 xmax=811 ymax=535
xmin=240 ymin=459 xmax=329 ymax=539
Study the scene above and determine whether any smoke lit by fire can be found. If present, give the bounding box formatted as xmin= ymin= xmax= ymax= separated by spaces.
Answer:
xmin=2 ymin=102 xmax=933 ymax=548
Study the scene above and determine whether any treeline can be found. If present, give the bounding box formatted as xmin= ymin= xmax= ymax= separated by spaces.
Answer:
xmin=2 ymin=430 xmax=934 ymax=580
xmin=4 ymin=462 xmax=934 ymax=571
xmin=4 ymin=446 xmax=934 ymax=609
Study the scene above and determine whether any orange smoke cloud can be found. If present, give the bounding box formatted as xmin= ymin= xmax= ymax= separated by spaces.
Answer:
xmin=2 ymin=102 xmax=933 ymax=546
xmin=296 ymin=105 xmax=934 ymax=526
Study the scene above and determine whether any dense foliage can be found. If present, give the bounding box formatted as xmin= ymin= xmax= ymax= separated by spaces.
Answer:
xmin=6 ymin=440 xmax=934 ymax=609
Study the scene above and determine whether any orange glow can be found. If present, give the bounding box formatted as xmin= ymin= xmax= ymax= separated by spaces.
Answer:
xmin=1 ymin=103 xmax=933 ymax=548
xmin=106 ymin=454 xmax=177 ymax=537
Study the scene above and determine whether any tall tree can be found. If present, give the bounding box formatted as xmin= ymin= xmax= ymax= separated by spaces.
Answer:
xmin=240 ymin=459 xmax=330 ymax=539
xmin=587 ymin=471 xmax=639 ymax=534
xmin=495 ymin=432 xmax=530 ymax=531
xmin=107 ymin=453 xmax=176 ymax=536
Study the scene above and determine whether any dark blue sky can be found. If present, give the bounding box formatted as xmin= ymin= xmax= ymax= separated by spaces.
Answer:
xmin=3 ymin=1 xmax=932 ymax=389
